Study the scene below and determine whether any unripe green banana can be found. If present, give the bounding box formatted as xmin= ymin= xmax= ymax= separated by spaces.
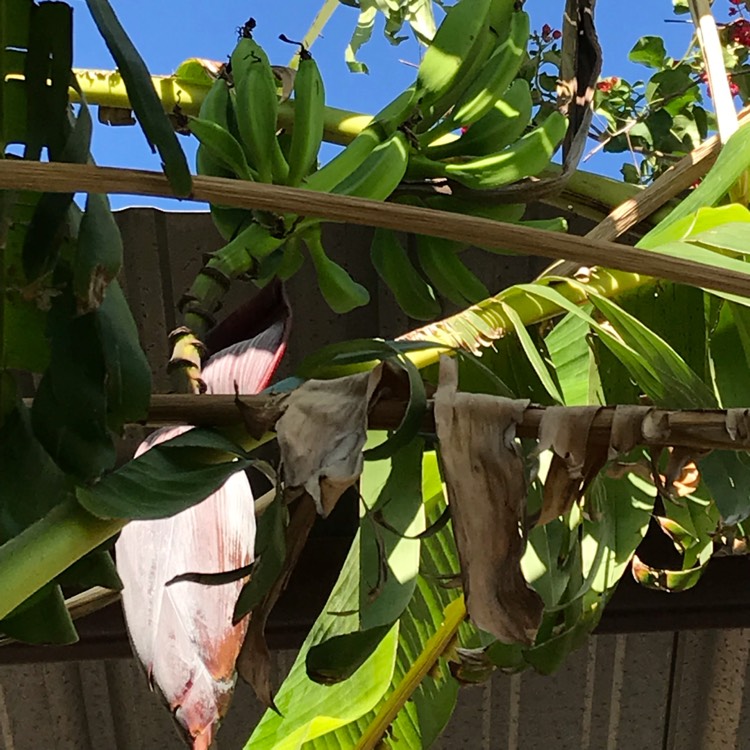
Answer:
xmin=331 ymin=130 xmax=410 ymax=200
xmin=416 ymin=0 xmax=494 ymax=112
xmin=188 ymin=117 xmax=257 ymax=181
xmin=370 ymin=228 xmax=440 ymax=320
xmin=423 ymin=195 xmax=526 ymax=223
xmin=304 ymin=225 xmax=370 ymax=313
xmin=303 ymin=86 xmax=417 ymax=194
xmin=231 ymin=37 xmax=289 ymax=183
xmin=409 ymin=111 xmax=568 ymax=189
xmin=424 ymin=78 xmax=533 ymax=159
xmin=195 ymin=77 xmax=235 ymax=178
xmin=277 ymin=235 xmax=306 ymax=280
xmin=416 ymin=235 xmax=489 ymax=306
xmin=286 ymin=47 xmax=325 ymax=187
xmin=209 ymin=206 xmax=255 ymax=241
xmin=416 ymin=0 xmax=516 ymax=131
xmin=444 ymin=9 xmax=529 ymax=131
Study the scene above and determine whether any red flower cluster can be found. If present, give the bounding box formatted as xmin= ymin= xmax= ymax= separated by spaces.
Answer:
xmin=596 ymin=76 xmax=620 ymax=93
xmin=541 ymin=23 xmax=562 ymax=42
xmin=730 ymin=18 xmax=750 ymax=46
xmin=700 ymin=71 xmax=740 ymax=98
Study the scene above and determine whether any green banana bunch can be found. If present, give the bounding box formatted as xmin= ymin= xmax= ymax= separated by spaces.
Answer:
xmin=284 ymin=41 xmax=325 ymax=187
xmin=189 ymin=116 xmax=257 ymax=182
xmin=414 ymin=0 xmax=498 ymax=130
xmin=231 ymin=35 xmax=289 ymax=184
xmin=415 ymin=235 xmax=489 ymax=306
xmin=424 ymin=78 xmax=533 ymax=160
xmin=303 ymin=224 xmax=370 ymax=313
xmin=192 ymin=75 xmax=255 ymax=241
xmin=409 ymin=111 xmax=568 ymax=189
xmin=331 ymin=130 xmax=410 ymax=200
xmin=423 ymin=8 xmax=530 ymax=143
xmin=370 ymin=228 xmax=440 ymax=320
xmin=303 ymin=86 xmax=418 ymax=194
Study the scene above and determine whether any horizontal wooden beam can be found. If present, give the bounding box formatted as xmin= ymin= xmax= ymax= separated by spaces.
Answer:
xmin=123 ymin=394 xmax=750 ymax=453
xmin=3 ymin=160 xmax=750 ymax=298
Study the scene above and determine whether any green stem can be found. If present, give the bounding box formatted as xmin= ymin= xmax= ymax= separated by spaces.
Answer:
xmin=71 ymin=69 xmax=371 ymax=146
xmin=0 ymin=500 xmax=124 ymax=620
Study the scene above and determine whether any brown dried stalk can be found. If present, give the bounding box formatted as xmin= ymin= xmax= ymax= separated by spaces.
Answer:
xmin=2 ymin=160 xmax=750 ymax=298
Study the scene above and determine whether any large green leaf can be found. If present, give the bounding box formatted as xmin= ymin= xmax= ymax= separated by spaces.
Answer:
xmin=244 ymin=534 xmax=400 ymax=749
xmin=306 ymin=436 xmax=426 ymax=684
xmin=545 ymin=307 xmax=600 ymax=405
xmin=84 ymin=0 xmax=191 ymax=195
xmin=709 ymin=300 xmax=750 ymax=406
xmin=76 ymin=428 xmax=252 ymax=520
xmin=31 ymin=293 xmax=115 ymax=482
xmin=307 ymin=449 xmax=460 ymax=749
xmin=641 ymin=123 xmax=750 ymax=247
xmin=95 ymin=280 xmax=151 ymax=431
xmin=699 ymin=451 xmax=750 ymax=525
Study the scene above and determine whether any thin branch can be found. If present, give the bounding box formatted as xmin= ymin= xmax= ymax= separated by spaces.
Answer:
xmin=2 ymin=161 xmax=750 ymax=298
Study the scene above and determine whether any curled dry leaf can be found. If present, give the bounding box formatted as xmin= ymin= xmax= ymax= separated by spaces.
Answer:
xmin=608 ymin=405 xmax=650 ymax=460
xmin=726 ymin=408 xmax=750 ymax=441
xmin=271 ymin=65 xmax=296 ymax=103
xmin=641 ymin=409 xmax=671 ymax=442
xmin=237 ymin=496 xmax=318 ymax=711
xmin=532 ymin=406 xmax=605 ymax=526
xmin=434 ymin=356 xmax=542 ymax=645
xmin=664 ymin=448 xmax=702 ymax=498
xmin=276 ymin=365 xmax=383 ymax=517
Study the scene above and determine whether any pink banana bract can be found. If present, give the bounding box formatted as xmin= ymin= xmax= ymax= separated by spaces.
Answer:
xmin=116 ymin=283 xmax=291 ymax=749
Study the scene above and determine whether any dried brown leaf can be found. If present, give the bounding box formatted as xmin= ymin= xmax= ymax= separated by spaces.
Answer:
xmin=532 ymin=406 xmax=604 ymax=525
xmin=237 ymin=497 xmax=317 ymax=710
xmin=726 ymin=408 xmax=750 ymax=441
xmin=608 ymin=405 xmax=650 ymax=460
xmin=664 ymin=448 xmax=703 ymax=498
xmin=641 ymin=409 xmax=671 ymax=442
xmin=434 ymin=356 xmax=542 ymax=645
xmin=276 ymin=366 xmax=383 ymax=517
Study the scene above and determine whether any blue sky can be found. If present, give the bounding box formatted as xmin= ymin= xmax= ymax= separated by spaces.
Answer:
xmin=68 ymin=1 xmax=706 ymax=209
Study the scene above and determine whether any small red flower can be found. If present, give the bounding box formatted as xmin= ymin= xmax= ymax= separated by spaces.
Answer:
xmin=552 ymin=29 xmax=562 ymax=40
xmin=730 ymin=19 xmax=750 ymax=46
xmin=730 ymin=7 xmax=739 ymax=15
xmin=700 ymin=71 xmax=740 ymax=98
xmin=541 ymin=23 xmax=552 ymax=41
xmin=596 ymin=76 xmax=620 ymax=93
xmin=730 ymin=0 xmax=742 ymax=5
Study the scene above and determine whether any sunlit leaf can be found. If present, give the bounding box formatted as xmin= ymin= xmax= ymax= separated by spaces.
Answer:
xmin=84 ymin=0 xmax=191 ymax=195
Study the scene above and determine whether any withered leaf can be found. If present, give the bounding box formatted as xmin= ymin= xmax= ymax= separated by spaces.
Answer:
xmin=726 ymin=408 xmax=750 ymax=442
xmin=276 ymin=366 xmax=383 ymax=517
xmin=434 ymin=356 xmax=542 ymax=645
xmin=237 ymin=497 xmax=318 ymax=711
xmin=532 ymin=406 xmax=604 ymax=526
xmin=608 ymin=405 xmax=650 ymax=460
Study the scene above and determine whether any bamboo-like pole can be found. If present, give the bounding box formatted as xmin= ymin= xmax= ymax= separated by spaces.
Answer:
xmin=124 ymin=394 xmax=750 ymax=453
xmin=2 ymin=160 xmax=750 ymax=299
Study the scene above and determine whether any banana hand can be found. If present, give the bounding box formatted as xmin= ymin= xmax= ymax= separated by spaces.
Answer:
xmin=424 ymin=78 xmax=533 ymax=160
xmin=416 ymin=235 xmax=489 ymax=306
xmin=286 ymin=46 xmax=325 ymax=187
xmin=370 ymin=228 xmax=440 ymax=320
xmin=304 ymin=225 xmax=370 ymax=313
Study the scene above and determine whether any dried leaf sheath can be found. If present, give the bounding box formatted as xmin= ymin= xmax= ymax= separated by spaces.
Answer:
xmin=116 ymin=285 xmax=291 ymax=749
xmin=433 ymin=357 xmax=543 ymax=644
